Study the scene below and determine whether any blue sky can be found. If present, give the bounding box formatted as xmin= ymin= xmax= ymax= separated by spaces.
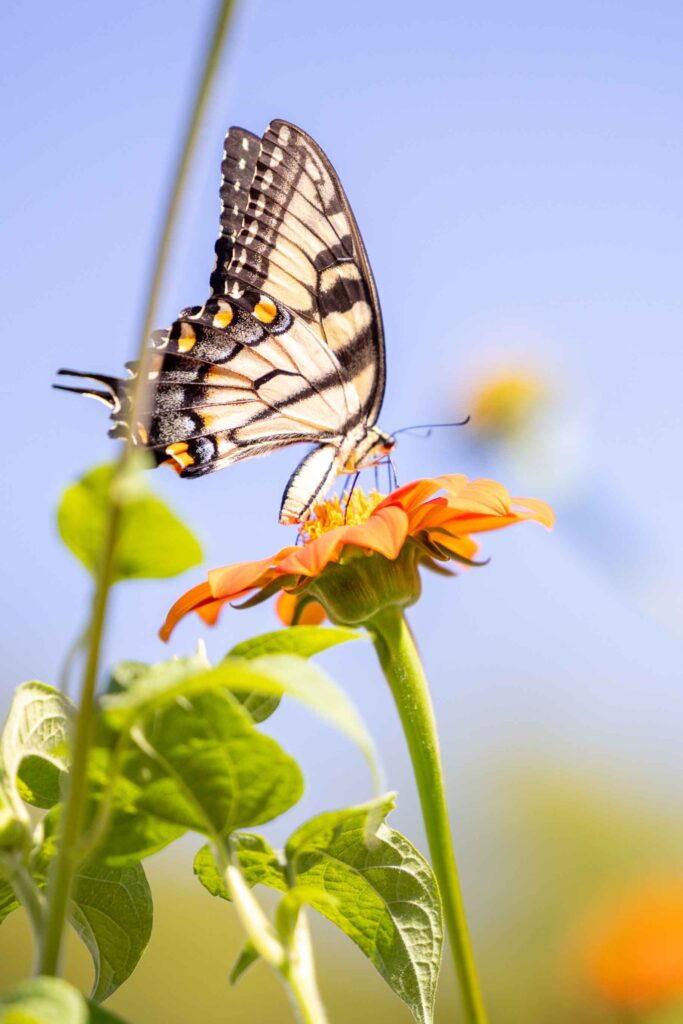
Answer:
xmin=2 ymin=0 xmax=683 ymax=847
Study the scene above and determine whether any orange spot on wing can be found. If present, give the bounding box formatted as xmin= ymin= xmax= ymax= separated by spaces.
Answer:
xmin=213 ymin=306 xmax=234 ymax=328
xmin=177 ymin=323 xmax=196 ymax=353
xmin=164 ymin=441 xmax=194 ymax=472
xmin=253 ymin=299 xmax=277 ymax=324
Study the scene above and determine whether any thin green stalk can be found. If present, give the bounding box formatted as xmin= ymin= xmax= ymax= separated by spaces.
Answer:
xmin=38 ymin=505 xmax=121 ymax=975
xmin=38 ymin=0 xmax=238 ymax=977
xmin=282 ymin=912 xmax=329 ymax=1024
xmin=369 ymin=606 xmax=488 ymax=1024
xmin=6 ymin=856 xmax=46 ymax=962
xmin=216 ymin=842 xmax=328 ymax=1024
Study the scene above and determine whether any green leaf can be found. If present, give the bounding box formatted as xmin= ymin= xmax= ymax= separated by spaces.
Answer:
xmin=86 ymin=1003 xmax=129 ymax=1024
xmin=103 ymin=654 xmax=381 ymax=793
xmin=29 ymin=814 xmax=152 ymax=1001
xmin=0 ymin=981 xmax=129 ymax=1023
xmin=114 ymin=691 xmax=303 ymax=839
xmin=0 ymin=787 xmax=27 ymax=849
xmin=228 ymin=626 xmax=360 ymax=660
xmin=227 ymin=626 xmax=361 ymax=724
xmin=0 ymin=877 xmax=19 ymax=925
xmin=194 ymin=834 xmax=287 ymax=900
xmin=105 ymin=661 xmax=150 ymax=695
xmin=58 ymin=463 xmax=202 ymax=582
xmin=195 ymin=797 xmax=442 ymax=1023
xmin=0 ymin=977 xmax=88 ymax=1024
xmin=285 ymin=796 xmax=442 ymax=1024
xmin=0 ymin=682 xmax=71 ymax=814
xmin=69 ymin=859 xmax=153 ymax=1002
xmin=84 ymin=730 xmax=186 ymax=866
xmin=229 ymin=940 xmax=260 ymax=985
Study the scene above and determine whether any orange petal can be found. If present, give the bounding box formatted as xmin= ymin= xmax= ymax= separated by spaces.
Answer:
xmin=341 ymin=505 xmax=409 ymax=559
xmin=159 ymin=581 xmax=215 ymax=642
xmin=276 ymin=591 xmax=327 ymax=626
xmin=431 ymin=533 xmax=480 ymax=560
xmin=196 ymin=597 xmax=231 ymax=627
xmin=278 ymin=530 xmax=343 ymax=577
xmin=443 ymin=478 xmax=514 ymax=517
xmin=405 ymin=497 xmax=450 ymax=533
xmin=377 ymin=477 xmax=444 ymax=515
xmin=511 ymin=496 xmax=555 ymax=528
xmin=207 ymin=550 xmax=293 ymax=600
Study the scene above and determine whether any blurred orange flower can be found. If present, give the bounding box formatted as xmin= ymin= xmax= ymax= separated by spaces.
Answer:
xmin=160 ymin=474 xmax=553 ymax=639
xmin=583 ymin=879 xmax=683 ymax=1011
xmin=469 ymin=368 xmax=548 ymax=440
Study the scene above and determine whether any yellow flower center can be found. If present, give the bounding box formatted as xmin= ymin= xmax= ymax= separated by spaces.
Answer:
xmin=471 ymin=370 xmax=547 ymax=437
xmin=300 ymin=487 xmax=384 ymax=542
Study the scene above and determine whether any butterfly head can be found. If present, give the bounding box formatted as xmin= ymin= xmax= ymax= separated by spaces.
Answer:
xmin=347 ymin=426 xmax=396 ymax=472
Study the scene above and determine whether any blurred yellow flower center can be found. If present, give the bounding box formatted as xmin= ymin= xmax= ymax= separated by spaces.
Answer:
xmin=300 ymin=487 xmax=384 ymax=542
xmin=471 ymin=370 xmax=547 ymax=437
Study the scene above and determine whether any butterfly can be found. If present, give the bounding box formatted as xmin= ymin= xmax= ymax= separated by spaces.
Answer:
xmin=57 ymin=119 xmax=394 ymax=524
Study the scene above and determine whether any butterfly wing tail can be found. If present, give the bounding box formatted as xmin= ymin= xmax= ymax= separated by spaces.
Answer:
xmin=54 ymin=368 xmax=135 ymax=443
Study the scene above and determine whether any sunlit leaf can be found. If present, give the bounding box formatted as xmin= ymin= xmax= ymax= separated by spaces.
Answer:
xmin=69 ymin=859 xmax=153 ymax=1002
xmin=285 ymin=796 xmax=442 ymax=1024
xmin=27 ymin=813 xmax=153 ymax=1001
xmin=0 ymin=682 xmax=71 ymax=814
xmin=228 ymin=626 xmax=360 ymax=660
xmin=194 ymin=833 xmax=287 ymax=900
xmin=0 ymin=979 xmax=130 ymax=1023
xmin=0 ymin=787 xmax=28 ymax=849
xmin=110 ymin=691 xmax=303 ymax=839
xmin=84 ymin=730 xmax=186 ymax=867
xmin=105 ymin=661 xmax=150 ymax=695
xmin=0 ymin=877 xmax=19 ymax=925
xmin=194 ymin=796 xmax=442 ymax=1024
xmin=58 ymin=464 xmax=202 ymax=582
xmin=0 ymin=976 xmax=88 ymax=1024
xmin=102 ymin=654 xmax=381 ymax=793
xmin=227 ymin=626 xmax=361 ymax=723
xmin=86 ymin=1002 xmax=129 ymax=1023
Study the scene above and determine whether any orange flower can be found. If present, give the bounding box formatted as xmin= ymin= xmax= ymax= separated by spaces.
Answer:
xmin=582 ymin=879 xmax=683 ymax=1011
xmin=160 ymin=475 xmax=553 ymax=639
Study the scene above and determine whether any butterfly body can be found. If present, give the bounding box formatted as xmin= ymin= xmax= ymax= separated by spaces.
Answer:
xmin=57 ymin=120 xmax=392 ymax=523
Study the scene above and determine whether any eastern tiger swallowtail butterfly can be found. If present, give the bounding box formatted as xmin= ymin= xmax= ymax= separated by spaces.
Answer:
xmin=57 ymin=119 xmax=394 ymax=524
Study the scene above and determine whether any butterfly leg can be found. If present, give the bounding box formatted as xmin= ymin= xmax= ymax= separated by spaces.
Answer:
xmin=279 ymin=443 xmax=341 ymax=525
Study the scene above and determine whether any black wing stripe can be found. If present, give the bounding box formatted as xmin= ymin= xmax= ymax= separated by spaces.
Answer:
xmin=211 ymin=127 xmax=261 ymax=294
xmin=269 ymin=120 xmax=386 ymax=422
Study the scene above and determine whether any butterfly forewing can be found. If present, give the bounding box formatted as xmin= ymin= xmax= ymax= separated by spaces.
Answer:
xmin=57 ymin=119 xmax=388 ymax=518
xmin=213 ymin=120 xmax=385 ymax=423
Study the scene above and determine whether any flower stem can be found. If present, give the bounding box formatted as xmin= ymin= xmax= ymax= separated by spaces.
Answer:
xmin=369 ymin=607 xmax=488 ymax=1024
xmin=38 ymin=0 xmax=238 ymax=978
xmin=282 ymin=912 xmax=329 ymax=1024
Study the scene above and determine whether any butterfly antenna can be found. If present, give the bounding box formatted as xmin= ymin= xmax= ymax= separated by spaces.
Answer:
xmin=392 ymin=416 xmax=471 ymax=437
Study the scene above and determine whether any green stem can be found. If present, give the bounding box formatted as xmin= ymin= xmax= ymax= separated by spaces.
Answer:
xmin=282 ymin=912 xmax=329 ymax=1024
xmin=58 ymin=625 xmax=87 ymax=698
xmin=216 ymin=842 xmax=328 ymax=1024
xmin=38 ymin=505 xmax=122 ymax=976
xmin=369 ymin=606 xmax=488 ymax=1024
xmin=38 ymin=0 xmax=238 ymax=978
xmin=7 ymin=856 xmax=46 ymax=962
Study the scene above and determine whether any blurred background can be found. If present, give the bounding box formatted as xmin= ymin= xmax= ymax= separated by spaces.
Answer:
xmin=2 ymin=1 xmax=683 ymax=1020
